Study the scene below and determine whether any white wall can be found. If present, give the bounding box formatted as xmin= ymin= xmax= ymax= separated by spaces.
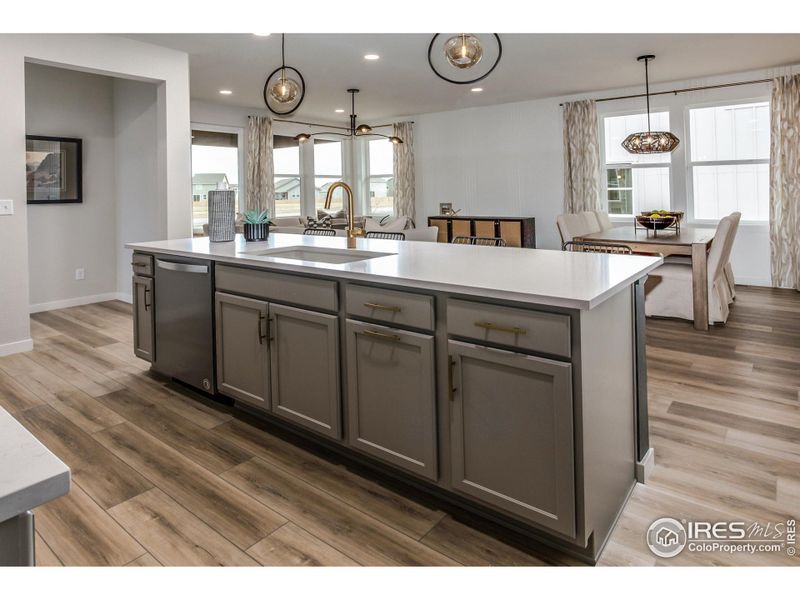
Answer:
xmin=115 ymin=78 xmax=161 ymax=300
xmin=0 ymin=34 xmax=191 ymax=356
xmin=25 ymin=64 xmax=117 ymax=310
xmin=411 ymin=64 xmax=799 ymax=287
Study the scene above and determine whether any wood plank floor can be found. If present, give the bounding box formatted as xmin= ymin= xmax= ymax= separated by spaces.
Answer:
xmin=1 ymin=287 xmax=797 ymax=566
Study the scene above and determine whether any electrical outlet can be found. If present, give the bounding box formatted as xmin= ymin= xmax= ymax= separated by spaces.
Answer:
xmin=75 ymin=268 xmax=85 ymax=281
xmin=0 ymin=200 xmax=13 ymax=216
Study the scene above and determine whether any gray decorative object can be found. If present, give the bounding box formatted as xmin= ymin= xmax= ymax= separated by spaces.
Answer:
xmin=208 ymin=190 xmax=235 ymax=242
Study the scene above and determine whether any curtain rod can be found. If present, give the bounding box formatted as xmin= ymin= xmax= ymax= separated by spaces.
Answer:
xmin=559 ymin=77 xmax=772 ymax=107
xmin=273 ymin=118 xmax=413 ymax=129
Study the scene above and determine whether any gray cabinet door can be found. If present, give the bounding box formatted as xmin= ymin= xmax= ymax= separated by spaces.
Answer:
xmin=270 ymin=303 xmax=341 ymax=439
xmin=346 ymin=320 xmax=437 ymax=480
xmin=448 ymin=340 xmax=576 ymax=537
xmin=132 ymin=275 xmax=155 ymax=362
xmin=215 ymin=292 xmax=270 ymax=408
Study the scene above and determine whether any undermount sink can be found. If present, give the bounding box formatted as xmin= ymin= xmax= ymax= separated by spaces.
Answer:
xmin=241 ymin=245 xmax=395 ymax=265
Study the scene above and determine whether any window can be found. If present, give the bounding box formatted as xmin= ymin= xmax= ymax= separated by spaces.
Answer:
xmin=689 ymin=101 xmax=769 ymax=221
xmin=273 ymin=135 xmax=301 ymax=218
xmin=191 ymin=128 xmax=241 ymax=236
xmin=368 ymin=139 xmax=394 ymax=217
xmin=603 ymin=112 xmax=671 ymax=216
xmin=314 ymin=139 xmax=343 ymax=214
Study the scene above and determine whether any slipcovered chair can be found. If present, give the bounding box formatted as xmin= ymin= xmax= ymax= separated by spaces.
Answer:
xmin=581 ymin=211 xmax=601 ymax=233
xmin=645 ymin=215 xmax=735 ymax=325
xmin=556 ymin=212 xmax=600 ymax=245
xmin=593 ymin=210 xmax=613 ymax=230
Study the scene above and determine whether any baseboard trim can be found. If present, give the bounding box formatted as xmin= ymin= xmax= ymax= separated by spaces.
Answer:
xmin=635 ymin=447 xmax=656 ymax=483
xmin=0 ymin=338 xmax=34 ymax=357
xmin=29 ymin=292 xmax=130 ymax=314
xmin=735 ymin=277 xmax=773 ymax=287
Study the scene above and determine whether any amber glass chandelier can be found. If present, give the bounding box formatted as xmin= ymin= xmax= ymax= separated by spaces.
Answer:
xmin=622 ymin=55 xmax=680 ymax=154
xmin=444 ymin=34 xmax=483 ymax=69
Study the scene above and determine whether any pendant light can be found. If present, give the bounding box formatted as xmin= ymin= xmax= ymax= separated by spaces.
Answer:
xmin=622 ymin=55 xmax=680 ymax=154
xmin=444 ymin=33 xmax=483 ymax=69
xmin=428 ymin=33 xmax=502 ymax=85
xmin=263 ymin=34 xmax=306 ymax=116
xmin=292 ymin=89 xmax=403 ymax=144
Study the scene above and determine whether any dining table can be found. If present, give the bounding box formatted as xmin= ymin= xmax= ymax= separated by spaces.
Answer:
xmin=574 ymin=224 xmax=717 ymax=330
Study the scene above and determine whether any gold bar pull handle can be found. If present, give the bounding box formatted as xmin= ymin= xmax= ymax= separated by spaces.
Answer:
xmin=474 ymin=321 xmax=527 ymax=335
xmin=362 ymin=329 xmax=401 ymax=341
xmin=364 ymin=302 xmax=402 ymax=313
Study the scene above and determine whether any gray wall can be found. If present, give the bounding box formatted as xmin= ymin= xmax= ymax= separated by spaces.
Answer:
xmin=25 ymin=63 xmax=117 ymax=309
xmin=114 ymin=78 xmax=161 ymax=300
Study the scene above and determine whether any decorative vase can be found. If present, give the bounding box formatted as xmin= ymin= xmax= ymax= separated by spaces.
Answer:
xmin=243 ymin=222 xmax=270 ymax=242
xmin=208 ymin=190 xmax=235 ymax=242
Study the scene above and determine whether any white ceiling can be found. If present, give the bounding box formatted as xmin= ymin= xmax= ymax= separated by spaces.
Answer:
xmin=125 ymin=33 xmax=800 ymax=122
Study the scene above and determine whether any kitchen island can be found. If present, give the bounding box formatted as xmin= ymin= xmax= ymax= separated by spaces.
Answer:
xmin=126 ymin=233 xmax=661 ymax=563
xmin=0 ymin=407 xmax=71 ymax=566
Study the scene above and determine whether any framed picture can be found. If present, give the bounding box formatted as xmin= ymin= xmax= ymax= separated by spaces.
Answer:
xmin=26 ymin=135 xmax=83 ymax=204
xmin=439 ymin=202 xmax=453 ymax=215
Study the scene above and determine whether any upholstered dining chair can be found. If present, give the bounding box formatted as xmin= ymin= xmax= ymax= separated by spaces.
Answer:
xmin=592 ymin=210 xmax=613 ymax=230
xmin=645 ymin=215 xmax=736 ymax=325
xmin=662 ymin=211 xmax=741 ymax=305
xmin=556 ymin=212 xmax=601 ymax=245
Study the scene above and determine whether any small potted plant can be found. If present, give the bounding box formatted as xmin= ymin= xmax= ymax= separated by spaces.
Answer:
xmin=242 ymin=209 xmax=274 ymax=242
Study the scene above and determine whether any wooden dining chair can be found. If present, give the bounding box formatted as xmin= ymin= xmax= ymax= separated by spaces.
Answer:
xmin=303 ymin=228 xmax=337 ymax=236
xmin=364 ymin=231 xmax=406 ymax=240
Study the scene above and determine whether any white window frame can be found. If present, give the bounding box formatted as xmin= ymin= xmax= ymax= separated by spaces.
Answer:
xmin=365 ymin=137 xmax=395 ymax=217
xmin=684 ymin=97 xmax=771 ymax=226
xmin=190 ymin=122 xmax=246 ymax=223
xmin=599 ymin=108 xmax=673 ymax=220
xmin=311 ymin=136 xmax=346 ymax=215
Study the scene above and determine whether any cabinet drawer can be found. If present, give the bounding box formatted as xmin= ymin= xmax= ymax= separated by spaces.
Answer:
xmin=447 ymin=299 xmax=570 ymax=359
xmin=346 ymin=284 xmax=434 ymax=331
xmin=131 ymin=253 xmax=153 ymax=277
xmin=216 ymin=265 xmax=338 ymax=312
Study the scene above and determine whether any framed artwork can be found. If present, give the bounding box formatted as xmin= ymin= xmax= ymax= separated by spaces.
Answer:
xmin=26 ymin=135 xmax=83 ymax=204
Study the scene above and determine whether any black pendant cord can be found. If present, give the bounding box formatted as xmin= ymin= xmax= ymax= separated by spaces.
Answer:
xmin=644 ymin=57 xmax=651 ymax=133
xmin=281 ymin=33 xmax=286 ymax=69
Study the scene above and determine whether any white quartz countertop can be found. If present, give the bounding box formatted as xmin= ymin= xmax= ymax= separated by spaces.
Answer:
xmin=0 ymin=407 xmax=70 ymax=523
xmin=126 ymin=234 xmax=662 ymax=310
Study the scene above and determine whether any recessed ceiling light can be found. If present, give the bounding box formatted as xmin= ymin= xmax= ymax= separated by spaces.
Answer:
xmin=253 ymin=33 xmax=271 ymax=37
xmin=471 ymin=87 xmax=483 ymax=92
xmin=334 ymin=109 xmax=345 ymax=113
xmin=364 ymin=54 xmax=380 ymax=60
xmin=219 ymin=89 xmax=233 ymax=95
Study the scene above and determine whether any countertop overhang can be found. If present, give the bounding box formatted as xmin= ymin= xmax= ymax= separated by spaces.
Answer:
xmin=0 ymin=407 xmax=71 ymax=523
xmin=126 ymin=234 xmax=662 ymax=310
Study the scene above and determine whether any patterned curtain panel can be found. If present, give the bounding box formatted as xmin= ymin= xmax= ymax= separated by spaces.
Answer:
xmin=562 ymin=100 xmax=602 ymax=214
xmin=769 ymin=75 xmax=800 ymax=290
xmin=246 ymin=115 xmax=275 ymax=214
xmin=393 ymin=122 xmax=416 ymax=221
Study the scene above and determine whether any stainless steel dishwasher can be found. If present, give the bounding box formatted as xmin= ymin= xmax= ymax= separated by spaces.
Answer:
xmin=153 ymin=256 xmax=215 ymax=392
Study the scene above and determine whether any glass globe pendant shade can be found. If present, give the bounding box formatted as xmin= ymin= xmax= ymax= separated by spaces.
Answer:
xmin=269 ymin=70 xmax=301 ymax=104
xmin=444 ymin=34 xmax=483 ymax=69
xmin=621 ymin=131 xmax=680 ymax=154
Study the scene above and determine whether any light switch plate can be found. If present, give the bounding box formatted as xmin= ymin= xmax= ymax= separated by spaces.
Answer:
xmin=0 ymin=200 xmax=13 ymax=216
